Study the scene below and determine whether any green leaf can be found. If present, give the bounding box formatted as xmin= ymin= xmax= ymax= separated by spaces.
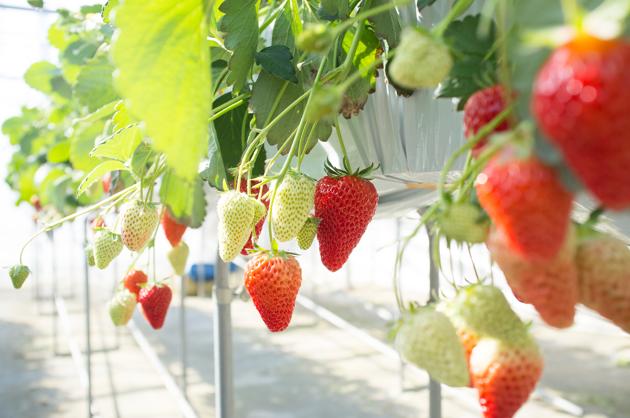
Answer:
xmin=38 ymin=168 xmax=66 ymax=206
xmin=130 ymin=143 xmax=155 ymax=179
xmin=80 ymin=4 xmax=103 ymax=14
xmin=255 ymin=45 xmax=298 ymax=83
xmin=218 ymin=0 xmax=259 ymax=92
xmin=272 ymin=10 xmax=296 ymax=53
xmin=159 ymin=170 xmax=207 ymax=228
xmin=112 ymin=0 xmax=212 ymax=181
xmin=438 ymin=14 xmax=497 ymax=110
xmin=91 ymin=125 xmax=142 ymax=162
xmin=77 ymin=100 xmax=120 ymax=124
xmin=24 ymin=61 xmax=60 ymax=94
xmin=77 ymin=160 xmax=128 ymax=196
xmin=47 ymin=140 xmax=71 ymax=163
xmin=62 ymin=40 xmax=98 ymax=65
xmin=365 ymin=0 xmax=402 ymax=47
xmin=102 ymin=0 xmax=119 ymax=23
xmin=75 ymin=55 xmax=118 ymax=111
xmin=27 ymin=0 xmax=43 ymax=8
xmin=69 ymin=121 xmax=103 ymax=172
xmin=203 ymin=93 xmax=253 ymax=190
xmin=319 ymin=0 xmax=350 ymax=20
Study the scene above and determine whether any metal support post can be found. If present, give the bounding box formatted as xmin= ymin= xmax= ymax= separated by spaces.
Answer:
xmin=83 ymin=220 xmax=93 ymax=417
xmin=50 ymin=230 xmax=59 ymax=355
xmin=427 ymin=227 xmax=442 ymax=418
xmin=214 ymin=250 xmax=235 ymax=418
xmin=180 ymin=274 xmax=188 ymax=395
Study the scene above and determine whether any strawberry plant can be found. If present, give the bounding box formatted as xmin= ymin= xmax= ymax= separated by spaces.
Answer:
xmin=3 ymin=0 xmax=630 ymax=416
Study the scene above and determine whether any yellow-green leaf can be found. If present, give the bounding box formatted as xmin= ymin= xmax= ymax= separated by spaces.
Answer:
xmin=91 ymin=125 xmax=142 ymax=162
xmin=111 ymin=0 xmax=212 ymax=180
xmin=77 ymin=160 xmax=128 ymax=196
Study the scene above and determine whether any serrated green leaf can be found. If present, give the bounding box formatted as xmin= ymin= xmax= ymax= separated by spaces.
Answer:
xmin=130 ymin=143 xmax=155 ymax=179
xmin=112 ymin=0 xmax=212 ymax=181
xmin=272 ymin=10 xmax=295 ymax=53
xmin=77 ymin=100 xmax=119 ymax=124
xmin=75 ymin=55 xmax=118 ymax=111
xmin=47 ymin=140 xmax=71 ymax=163
xmin=339 ymin=27 xmax=379 ymax=118
xmin=365 ymin=0 xmax=401 ymax=47
xmin=77 ymin=160 xmax=128 ymax=196
xmin=80 ymin=4 xmax=102 ymax=14
xmin=159 ymin=170 xmax=207 ymax=228
xmin=255 ymin=45 xmax=298 ymax=83
xmin=204 ymin=93 xmax=255 ymax=190
xmin=218 ymin=0 xmax=259 ymax=92
xmin=438 ymin=14 xmax=497 ymax=110
xmin=27 ymin=0 xmax=43 ymax=8
xmin=102 ymin=0 xmax=118 ymax=23
xmin=69 ymin=122 xmax=103 ymax=172
xmin=91 ymin=125 xmax=142 ymax=162
xmin=39 ymin=168 xmax=66 ymax=206
xmin=24 ymin=61 xmax=60 ymax=94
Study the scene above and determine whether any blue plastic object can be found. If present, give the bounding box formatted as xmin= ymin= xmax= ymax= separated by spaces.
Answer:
xmin=187 ymin=263 xmax=238 ymax=282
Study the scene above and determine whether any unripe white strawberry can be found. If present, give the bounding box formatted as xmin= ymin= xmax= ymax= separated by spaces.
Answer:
xmin=395 ymin=306 xmax=469 ymax=387
xmin=93 ymin=230 xmax=123 ymax=269
xmin=168 ymin=241 xmax=189 ymax=276
xmin=217 ymin=191 xmax=258 ymax=262
xmin=108 ymin=289 xmax=137 ymax=326
xmin=120 ymin=200 xmax=159 ymax=251
xmin=389 ymin=27 xmax=452 ymax=89
xmin=272 ymin=171 xmax=315 ymax=242
xmin=438 ymin=202 xmax=489 ymax=244
xmin=297 ymin=217 xmax=319 ymax=250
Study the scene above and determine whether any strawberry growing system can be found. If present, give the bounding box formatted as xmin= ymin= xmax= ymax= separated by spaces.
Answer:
xmin=3 ymin=0 xmax=630 ymax=417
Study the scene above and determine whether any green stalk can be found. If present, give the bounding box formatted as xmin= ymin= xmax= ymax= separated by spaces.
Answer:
xmin=19 ymin=184 xmax=139 ymax=264
xmin=259 ymin=0 xmax=288 ymax=32
xmin=336 ymin=0 xmax=410 ymax=34
xmin=334 ymin=115 xmax=352 ymax=172
xmin=432 ymin=0 xmax=475 ymax=38
xmin=208 ymin=93 xmax=250 ymax=122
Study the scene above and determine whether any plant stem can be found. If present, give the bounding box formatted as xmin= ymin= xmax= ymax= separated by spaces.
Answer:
xmin=560 ymin=0 xmax=584 ymax=28
xmin=336 ymin=0 xmax=410 ymax=34
xmin=208 ymin=93 xmax=250 ymax=122
xmin=437 ymin=105 xmax=513 ymax=202
xmin=334 ymin=115 xmax=352 ymax=172
xmin=18 ymin=184 xmax=139 ymax=264
xmin=259 ymin=0 xmax=288 ymax=32
xmin=339 ymin=20 xmax=365 ymax=78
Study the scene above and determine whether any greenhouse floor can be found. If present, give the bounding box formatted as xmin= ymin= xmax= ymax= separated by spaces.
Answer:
xmin=1 ymin=270 xmax=628 ymax=418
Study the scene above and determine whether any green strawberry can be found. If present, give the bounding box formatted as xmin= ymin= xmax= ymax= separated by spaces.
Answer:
xmin=9 ymin=265 xmax=30 ymax=289
xmin=272 ymin=170 xmax=315 ymax=242
xmin=168 ymin=241 xmax=189 ymax=276
xmin=394 ymin=306 xmax=469 ymax=387
xmin=297 ymin=217 xmax=319 ymax=250
xmin=440 ymin=285 xmax=527 ymax=341
xmin=120 ymin=200 xmax=159 ymax=251
xmin=93 ymin=230 xmax=123 ymax=269
xmin=218 ymin=191 xmax=258 ymax=262
xmin=438 ymin=202 xmax=489 ymax=244
xmin=85 ymin=245 xmax=95 ymax=267
xmin=108 ymin=289 xmax=137 ymax=326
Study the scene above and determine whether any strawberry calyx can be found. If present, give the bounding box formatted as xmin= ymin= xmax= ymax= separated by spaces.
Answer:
xmin=248 ymin=244 xmax=298 ymax=260
xmin=323 ymin=158 xmax=378 ymax=180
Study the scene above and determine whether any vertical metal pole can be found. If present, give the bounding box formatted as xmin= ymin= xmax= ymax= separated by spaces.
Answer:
xmin=213 ymin=250 xmax=234 ymax=418
xmin=83 ymin=220 xmax=93 ymax=417
xmin=50 ymin=230 xmax=58 ymax=355
xmin=180 ymin=274 xmax=188 ymax=395
xmin=427 ymin=226 xmax=442 ymax=418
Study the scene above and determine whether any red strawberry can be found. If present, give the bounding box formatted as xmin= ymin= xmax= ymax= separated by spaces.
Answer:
xmin=30 ymin=195 xmax=42 ymax=212
xmin=487 ymin=225 xmax=578 ymax=328
xmin=244 ymin=252 xmax=302 ymax=332
xmin=238 ymin=180 xmax=269 ymax=255
xmin=532 ymin=36 xmax=630 ymax=210
xmin=464 ymin=85 xmax=511 ymax=155
xmin=476 ymin=145 xmax=573 ymax=260
xmin=102 ymin=172 xmax=112 ymax=194
xmin=161 ymin=210 xmax=187 ymax=247
xmin=138 ymin=283 xmax=172 ymax=330
xmin=91 ymin=216 xmax=105 ymax=231
xmin=576 ymin=227 xmax=630 ymax=333
xmin=315 ymin=164 xmax=378 ymax=272
xmin=470 ymin=334 xmax=543 ymax=418
xmin=124 ymin=269 xmax=148 ymax=298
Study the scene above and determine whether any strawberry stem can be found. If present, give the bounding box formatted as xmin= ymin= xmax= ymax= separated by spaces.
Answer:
xmin=334 ymin=115 xmax=353 ymax=173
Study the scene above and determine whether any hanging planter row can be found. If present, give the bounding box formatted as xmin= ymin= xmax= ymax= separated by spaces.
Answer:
xmin=3 ymin=1 xmax=630 ymax=417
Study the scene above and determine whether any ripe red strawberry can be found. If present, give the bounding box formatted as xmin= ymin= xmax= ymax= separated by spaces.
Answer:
xmin=487 ymin=225 xmax=578 ymax=328
xmin=315 ymin=164 xmax=378 ymax=272
xmin=124 ymin=269 xmax=148 ymax=298
xmin=244 ymin=252 xmax=302 ymax=332
xmin=576 ymin=227 xmax=630 ymax=333
xmin=161 ymin=210 xmax=187 ymax=247
xmin=476 ymin=145 xmax=573 ymax=260
xmin=463 ymin=85 xmax=511 ymax=155
xmin=470 ymin=333 xmax=543 ymax=418
xmin=238 ymin=180 xmax=269 ymax=255
xmin=532 ymin=36 xmax=630 ymax=209
xmin=138 ymin=283 xmax=172 ymax=330
xmin=102 ymin=172 xmax=112 ymax=194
